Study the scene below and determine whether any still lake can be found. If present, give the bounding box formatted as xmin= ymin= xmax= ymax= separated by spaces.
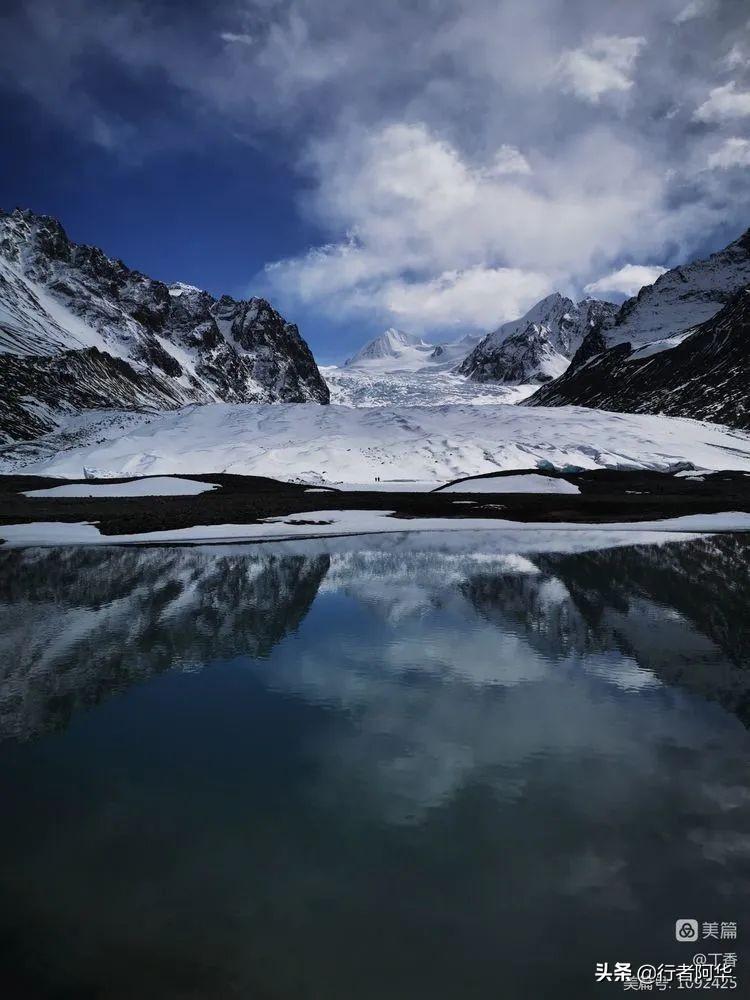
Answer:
xmin=0 ymin=531 xmax=749 ymax=998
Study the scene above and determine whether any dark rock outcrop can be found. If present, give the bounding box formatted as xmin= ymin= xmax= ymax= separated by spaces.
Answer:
xmin=527 ymin=228 xmax=750 ymax=426
xmin=0 ymin=208 xmax=329 ymax=443
xmin=529 ymin=287 xmax=750 ymax=430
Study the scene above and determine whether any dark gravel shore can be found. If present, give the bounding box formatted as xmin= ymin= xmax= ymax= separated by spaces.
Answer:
xmin=1 ymin=469 xmax=750 ymax=539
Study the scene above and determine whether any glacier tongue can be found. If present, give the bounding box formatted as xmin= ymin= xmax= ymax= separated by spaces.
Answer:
xmin=6 ymin=401 xmax=750 ymax=485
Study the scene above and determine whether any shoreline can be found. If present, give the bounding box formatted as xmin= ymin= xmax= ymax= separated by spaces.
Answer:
xmin=2 ymin=469 xmax=750 ymax=548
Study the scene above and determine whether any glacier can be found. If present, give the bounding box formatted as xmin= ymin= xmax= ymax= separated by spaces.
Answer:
xmin=4 ymin=401 xmax=750 ymax=487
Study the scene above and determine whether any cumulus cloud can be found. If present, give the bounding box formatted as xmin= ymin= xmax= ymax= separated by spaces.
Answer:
xmin=486 ymin=145 xmax=532 ymax=176
xmin=584 ymin=264 xmax=668 ymax=297
xmin=694 ymin=82 xmax=750 ymax=122
xmin=724 ymin=44 xmax=747 ymax=71
xmin=219 ymin=32 xmax=253 ymax=46
xmin=557 ymin=35 xmax=645 ymax=103
xmin=376 ymin=267 xmax=552 ymax=330
xmin=262 ymin=121 xmax=685 ymax=331
xmin=674 ymin=0 xmax=717 ymax=24
xmin=707 ymin=137 xmax=750 ymax=169
xmin=2 ymin=0 xmax=749 ymax=337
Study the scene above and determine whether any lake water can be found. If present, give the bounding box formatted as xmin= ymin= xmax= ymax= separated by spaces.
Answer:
xmin=0 ymin=532 xmax=749 ymax=998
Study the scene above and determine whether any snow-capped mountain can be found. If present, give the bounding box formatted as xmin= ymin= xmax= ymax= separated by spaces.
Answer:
xmin=0 ymin=208 xmax=329 ymax=443
xmin=327 ymin=329 xmax=493 ymax=405
xmin=529 ymin=287 xmax=750 ymax=429
xmin=345 ymin=328 xmax=432 ymax=368
xmin=529 ymin=228 xmax=750 ymax=427
xmin=427 ymin=332 xmax=483 ymax=367
xmin=458 ymin=294 xmax=617 ymax=383
xmin=598 ymin=229 xmax=750 ymax=349
xmin=344 ymin=328 xmax=482 ymax=373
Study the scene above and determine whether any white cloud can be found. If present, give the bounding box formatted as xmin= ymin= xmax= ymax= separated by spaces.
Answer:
xmin=694 ymin=82 xmax=750 ymax=122
xmin=707 ymin=137 xmax=750 ymax=169
xmin=584 ymin=264 xmax=667 ymax=297
xmin=724 ymin=44 xmax=746 ymax=71
xmin=263 ymin=122 xmax=684 ymax=332
xmin=486 ymin=145 xmax=532 ymax=176
xmin=220 ymin=32 xmax=254 ymax=46
xmin=6 ymin=0 xmax=747 ymax=338
xmin=380 ymin=267 xmax=552 ymax=330
xmin=674 ymin=0 xmax=716 ymax=25
xmin=558 ymin=36 xmax=645 ymax=103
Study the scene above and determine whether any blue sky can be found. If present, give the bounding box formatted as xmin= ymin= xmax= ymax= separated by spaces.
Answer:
xmin=1 ymin=85 xmax=343 ymax=357
xmin=2 ymin=0 xmax=749 ymax=363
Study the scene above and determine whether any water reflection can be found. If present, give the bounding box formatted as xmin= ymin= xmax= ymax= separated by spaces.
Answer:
xmin=0 ymin=535 xmax=748 ymax=998
xmin=1 ymin=535 xmax=748 ymax=743
xmin=0 ymin=547 xmax=328 ymax=740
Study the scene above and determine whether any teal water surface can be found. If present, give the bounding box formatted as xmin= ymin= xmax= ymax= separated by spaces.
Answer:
xmin=0 ymin=534 xmax=749 ymax=998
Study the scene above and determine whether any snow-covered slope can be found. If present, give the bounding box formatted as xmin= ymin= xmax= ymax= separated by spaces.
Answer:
xmin=327 ymin=328 xmax=518 ymax=404
xmin=459 ymin=294 xmax=617 ymax=383
xmin=344 ymin=329 xmax=483 ymax=374
xmin=529 ymin=229 xmax=750 ymax=426
xmin=0 ymin=208 xmax=329 ymax=443
xmin=530 ymin=287 xmax=750 ymax=429
xmin=602 ymin=229 xmax=750 ymax=349
xmin=5 ymin=401 xmax=750 ymax=485
xmin=345 ymin=328 xmax=433 ymax=369
xmin=427 ymin=332 xmax=483 ymax=367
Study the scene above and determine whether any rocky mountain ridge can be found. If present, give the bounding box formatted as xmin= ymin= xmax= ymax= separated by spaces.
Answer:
xmin=528 ymin=227 xmax=750 ymax=427
xmin=0 ymin=208 xmax=329 ymax=443
xmin=459 ymin=294 xmax=618 ymax=383
xmin=529 ymin=287 xmax=750 ymax=429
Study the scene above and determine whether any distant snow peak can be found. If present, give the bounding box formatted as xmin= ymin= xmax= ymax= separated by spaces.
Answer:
xmin=345 ymin=328 xmax=430 ymax=367
xmin=168 ymin=282 xmax=202 ymax=298
xmin=344 ymin=327 xmax=480 ymax=373
xmin=428 ymin=332 xmax=483 ymax=366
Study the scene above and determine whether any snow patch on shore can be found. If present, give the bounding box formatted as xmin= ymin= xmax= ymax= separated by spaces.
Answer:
xmin=440 ymin=474 xmax=580 ymax=494
xmin=2 ymin=510 xmax=750 ymax=549
xmin=24 ymin=476 xmax=218 ymax=498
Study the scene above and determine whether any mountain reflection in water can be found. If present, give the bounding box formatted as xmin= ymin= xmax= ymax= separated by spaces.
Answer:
xmin=1 ymin=535 xmax=748 ymax=742
xmin=0 ymin=534 xmax=748 ymax=999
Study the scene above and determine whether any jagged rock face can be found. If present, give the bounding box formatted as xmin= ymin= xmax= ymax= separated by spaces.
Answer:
xmin=0 ymin=208 xmax=329 ymax=443
xmin=601 ymin=229 xmax=750 ymax=349
xmin=527 ymin=227 xmax=750 ymax=424
xmin=0 ymin=348 xmax=197 ymax=444
xmin=459 ymin=294 xmax=617 ymax=383
xmin=529 ymin=287 xmax=750 ymax=429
